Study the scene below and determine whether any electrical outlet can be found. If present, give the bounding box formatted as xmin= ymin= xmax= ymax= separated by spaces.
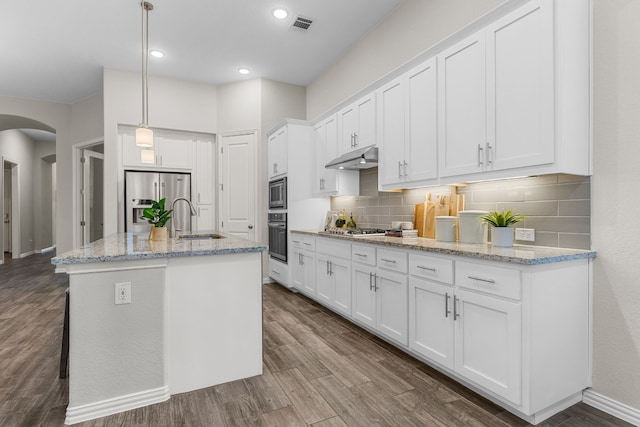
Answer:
xmin=515 ymin=228 xmax=535 ymax=242
xmin=115 ymin=282 xmax=131 ymax=305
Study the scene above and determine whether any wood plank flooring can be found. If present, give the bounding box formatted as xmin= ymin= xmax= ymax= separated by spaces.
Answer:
xmin=0 ymin=252 xmax=632 ymax=426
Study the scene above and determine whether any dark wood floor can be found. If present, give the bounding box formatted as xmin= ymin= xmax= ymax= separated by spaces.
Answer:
xmin=0 ymin=252 xmax=631 ymax=427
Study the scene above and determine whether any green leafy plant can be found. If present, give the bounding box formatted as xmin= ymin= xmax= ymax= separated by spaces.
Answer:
xmin=481 ymin=209 xmax=525 ymax=227
xmin=141 ymin=198 xmax=172 ymax=228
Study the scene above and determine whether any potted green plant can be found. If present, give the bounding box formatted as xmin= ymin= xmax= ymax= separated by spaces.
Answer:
xmin=141 ymin=198 xmax=173 ymax=241
xmin=481 ymin=209 xmax=525 ymax=247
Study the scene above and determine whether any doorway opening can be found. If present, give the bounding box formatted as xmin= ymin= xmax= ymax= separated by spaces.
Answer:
xmin=74 ymin=141 xmax=104 ymax=247
xmin=2 ymin=160 xmax=20 ymax=261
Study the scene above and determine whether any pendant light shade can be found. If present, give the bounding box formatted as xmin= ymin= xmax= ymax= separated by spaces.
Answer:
xmin=136 ymin=1 xmax=154 ymax=147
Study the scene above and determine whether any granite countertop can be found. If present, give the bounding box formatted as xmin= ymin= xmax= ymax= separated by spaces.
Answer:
xmin=52 ymin=232 xmax=267 ymax=265
xmin=292 ymin=230 xmax=596 ymax=265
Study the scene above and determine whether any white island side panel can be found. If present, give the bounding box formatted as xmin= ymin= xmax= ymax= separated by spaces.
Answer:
xmin=167 ymin=251 xmax=263 ymax=394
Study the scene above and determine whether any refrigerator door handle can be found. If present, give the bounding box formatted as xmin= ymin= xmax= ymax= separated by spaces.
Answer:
xmin=161 ymin=182 xmax=166 ymax=199
xmin=154 ymin=182 xmax=158 ymax=201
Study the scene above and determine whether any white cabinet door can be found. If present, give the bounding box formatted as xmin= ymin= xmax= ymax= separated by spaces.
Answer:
xmin=194 ymin=205 xmax=214 ymax=232
xmin=355 ymin=92 xmax=376 ymax=150
xmin=292 ymin=249 xmax=305 ymax=291
xmin=376 ymin=269 xmax=408 ymax=346
xmin=323 ymin=116 xmax=339 ymax=192
xmin=316 ymin=254 xmax=333 ymax=306
xmin=352 ymin=263 xmax=376 ymax=328
xmin=378 ymin=77 xmax=406 ymax=187
xmin=337 ymin=104 xmax=357 ymax=156
xmin=406 ymin=58 xmax=438 ymax=183
xmin=302 ymin=251 xmax=316 ymax=297
xmin=337 ymin=92 xmax=376 ymax=155
xmin=331 ymin=257 xmax=351 ymax=316
xmin=195 ymin=138 xmax=213 ymax=204
xmin=268 ymin=127 xmax=287 ymax=179
xmin=409 ymin=277 xmax=454 ymax=369
xmin=454 ymin=288 xmax=522 ymax=405
xmin=438 ymin=32 xmax=486 ymax=178
xmin=156 ymin=136 xmax=193 ymax=170
xmin=313 ymin=122 xmax=327 ymax=195
xmin=486 ymin=0 xmax=554 ymax=171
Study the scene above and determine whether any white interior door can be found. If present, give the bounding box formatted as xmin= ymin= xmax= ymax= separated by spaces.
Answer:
xmin=82 ymin=149 xmax=104 ymax=245
xmin=218 ymin=132 xmax=256 ymax=241
xmin=3 ymin=167 xmax=11 ymax=253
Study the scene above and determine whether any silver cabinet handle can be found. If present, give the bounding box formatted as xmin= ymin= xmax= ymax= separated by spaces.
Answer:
xmin=292 ymin=239 xmax=301 ymax=244
xmin=404 ymin=160 xmax=408 ymax=177
xmin=354 ymin=253 xmax=368 ymax=258
xmin=154 ymin=182 xmax=158 ymax=200
xmin=303 ymin=242 xmax=312 ymax=247
xmin=326 ymin=260 xmax=330 ymax=276
xmin=381 ymin=258 xmax=396 ymax=264
xmin=445 ymin=292 xmax=451 ymax=318
xmin=374 ymin=273 xmax=378 ymax=291
xmin=329 ymin=261 xmax=333 ymax=276
xmin=454 ymin=296 xmax=459 ymax=320
xmin=486 ymin=142 xmax=493 ymax=165
xmin=417 ymin=265 xmax=436 ymax=272
xmin=369 ymin=272 xmax=374 ymax=290
xmin=353 ymin=132 xmax=358 ymax=147
xmin=161 ymin=182 xmax=165 ymax=199
xmin=468 ymin=276 xmax=496 ymax=284
xmin=398 ymin=161 xmax=403 ymax=178
xmin=477 ymin=144 xmax=484 ymax=167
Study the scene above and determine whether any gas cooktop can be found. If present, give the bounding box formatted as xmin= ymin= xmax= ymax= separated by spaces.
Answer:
xmin=322 ymin=228 xmax=386 ymax=237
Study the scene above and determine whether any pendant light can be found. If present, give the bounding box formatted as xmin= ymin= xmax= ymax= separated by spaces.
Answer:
xmin=135 ymin=1 xmax=154 ymax=147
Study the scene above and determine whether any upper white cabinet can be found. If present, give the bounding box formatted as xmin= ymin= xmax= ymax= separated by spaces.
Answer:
xmin=438 ymin=0 xmax=573 ymax=181
xmin=379 ymin=58 xmax=438 ymax=188
xmin=337 ymin=92 xmax=376 ymax=155
xmin=313 ymin=115 xmax=359 ymax=197
xmin=194 ymin=137 xmax=214 ymax=205
xmin=122 ymin=130 xmax=194 ymax=170
xmin=268 ymin=126 xmax=288 ymax=179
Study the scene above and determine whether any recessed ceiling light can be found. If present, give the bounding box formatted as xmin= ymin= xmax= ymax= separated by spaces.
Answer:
xmin=238 ymin=67 xmax=251 ymax=75
xmin=273 ymin=9 xmax=288 ymax=19
xmin=150 ymin=50 xmax=164 ymax=58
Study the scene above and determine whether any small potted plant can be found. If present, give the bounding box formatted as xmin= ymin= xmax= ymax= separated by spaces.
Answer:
xmin=481 ymin=209 xmax=525 ymax=247
xmin=141 ymin=198 xmax=172 ymax=241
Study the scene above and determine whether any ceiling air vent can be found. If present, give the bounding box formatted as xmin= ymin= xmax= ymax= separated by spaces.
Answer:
xmin=291 ymin=16 xmax=313 ymax=31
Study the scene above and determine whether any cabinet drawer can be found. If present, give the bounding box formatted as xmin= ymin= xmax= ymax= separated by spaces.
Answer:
xmin=409 ymin=253 xmax=454 ymax=285
xmin=455 ymin=261 xmax=521 ymax=300
xmin=317 ymin=238 xmax=351 ymax=259
xmin=269 ymin=259 xmax=288 ymax=285
xmin=302 ymin=237 xmax=315 ymax=251
xmin=291 ymin=235 xmax=304 ymax=249
xmin=377 ymin=249 xmax=408 ymax=273
xmin=352 ymin=244 xmax=376 ymax=266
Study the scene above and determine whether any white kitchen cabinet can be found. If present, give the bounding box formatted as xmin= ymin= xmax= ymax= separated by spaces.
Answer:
xmin=409 ymin=277 xmax=454 ymax=369
xmin=122 ymin=130 xmax=194 ymax=170
xmin=313 ymin=115 xmax=358 ymax=197
xmin=268 ymin=126 xmax=288 ymax=179
xmin=315 ymin=238 xmax=352 ymax=316
xmin=439 ymin=0 xmax=555 ymax=180
xmin=352 ymin=244 xmax=408 ymax=346
xmin=454 ymin=287 xmax=522 ymax=405
xmin=292 ymin=236 xmax=316 ymax=296
xmin=379 ymin=58 xmax=438 ymax=189
xmin=337 ymin=92 xmax=376 ymax=156
xmin=194 ymin=205 xmax=214 ymax=232
xmin=194 ymin=137 xmax=214 ymax=205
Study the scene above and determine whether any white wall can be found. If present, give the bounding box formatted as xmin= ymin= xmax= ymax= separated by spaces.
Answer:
xmin=591 ymin=0 xmax=640 ymax=411
xmin=103 ymin=69 xmax=218 ymax=235
xmin=32 ymin=142 xmax=56 ymax=251
xmin=306 ymin=0 xmax=505 ymax=119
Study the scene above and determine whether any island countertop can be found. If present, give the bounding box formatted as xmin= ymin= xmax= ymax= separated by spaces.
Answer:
xmin=292 ymin=230 xmax=596 ymax=265
xmin=52 ymin=232 xmax=267 ymax=265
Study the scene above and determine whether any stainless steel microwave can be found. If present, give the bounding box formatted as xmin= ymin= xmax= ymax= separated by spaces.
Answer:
xmin=268 ymin=177 xmax=287 ymax=210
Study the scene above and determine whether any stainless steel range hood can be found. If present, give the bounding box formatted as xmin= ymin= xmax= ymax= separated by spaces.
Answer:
xmin=325 ymin=145 xmax=378 ymax=170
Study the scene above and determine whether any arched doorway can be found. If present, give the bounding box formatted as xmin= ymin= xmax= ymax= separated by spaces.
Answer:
xmin=0 ymin=115 xmax=57 ymax=263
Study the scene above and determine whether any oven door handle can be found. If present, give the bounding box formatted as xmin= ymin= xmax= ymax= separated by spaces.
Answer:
xmin=268 ymin=223 xmax=287 ymax=229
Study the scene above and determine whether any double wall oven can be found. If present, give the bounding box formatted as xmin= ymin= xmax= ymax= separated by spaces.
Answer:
xmin=268 ymin=177 xmax=287 ymax=262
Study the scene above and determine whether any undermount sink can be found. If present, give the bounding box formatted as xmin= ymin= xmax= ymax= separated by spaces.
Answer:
xmin=177 ymin=233 xmax=225 ymax=240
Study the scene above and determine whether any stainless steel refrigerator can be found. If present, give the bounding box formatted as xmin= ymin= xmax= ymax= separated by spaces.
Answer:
xmin=125 ymin=171 xmax=192 ymax=233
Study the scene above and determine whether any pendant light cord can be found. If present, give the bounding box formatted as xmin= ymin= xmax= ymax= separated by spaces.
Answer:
xmin=141 ymin=2 xmax=153 ymax=127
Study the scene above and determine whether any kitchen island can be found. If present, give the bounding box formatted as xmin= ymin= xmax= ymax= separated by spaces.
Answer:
xmin=52 ymin=232 xmax=267 ymax=425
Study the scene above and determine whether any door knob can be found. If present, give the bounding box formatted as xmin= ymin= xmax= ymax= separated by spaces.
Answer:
xmin=248 ymin=225 xmax=254 ymax=229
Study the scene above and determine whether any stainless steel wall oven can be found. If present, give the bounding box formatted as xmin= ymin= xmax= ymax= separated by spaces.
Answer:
xmin=268 ymin=212 xmax=287 ymax=262
xmin=268 ymin=177 xmax=287 ymax=210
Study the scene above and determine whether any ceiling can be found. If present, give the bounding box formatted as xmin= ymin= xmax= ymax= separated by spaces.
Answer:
xmin=1 ymin=0 xmax=405 ymax=104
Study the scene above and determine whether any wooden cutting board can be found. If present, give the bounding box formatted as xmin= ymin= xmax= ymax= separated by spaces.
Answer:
xmin=414 ymin=192 xmax=435 ymax=238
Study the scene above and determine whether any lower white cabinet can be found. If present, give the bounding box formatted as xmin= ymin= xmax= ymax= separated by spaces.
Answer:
xmin=315 ymin=239 xmax=352 ymax=316
xmin=291 ymin=233 xmax=590 ymax=424
xmin=292 ymin=237 xmax=315 ymax=296
xmin=352 ymin=246 xmax=408 ymax=346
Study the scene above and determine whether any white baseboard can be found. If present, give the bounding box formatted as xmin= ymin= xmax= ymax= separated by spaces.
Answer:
xmin=583 ymin=389 xmax=640 ymax=426
xmin=20 ymin=250 xmax=34 ymax=258
xmin=65 ymin=386 xmax=170 ymax=425
xmin=36 ymin=246 xmax=55 ymax=254
xmin=263 ymin=276 xmax=275 ymax=284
